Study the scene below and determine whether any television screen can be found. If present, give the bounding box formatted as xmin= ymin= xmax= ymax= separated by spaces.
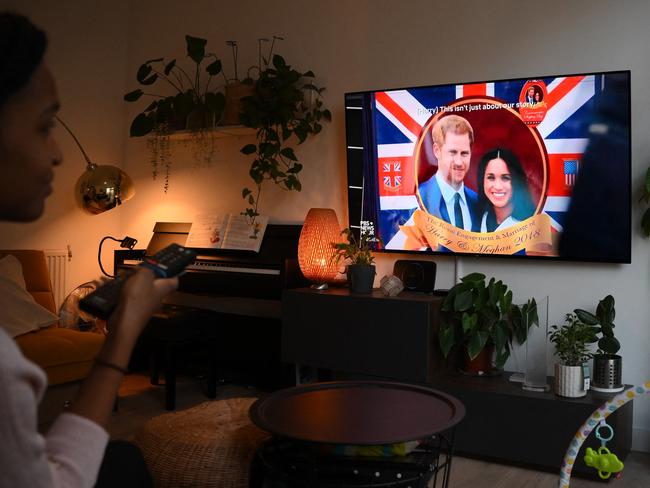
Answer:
xmin=344 ymin=71 xmax=631 ymax=263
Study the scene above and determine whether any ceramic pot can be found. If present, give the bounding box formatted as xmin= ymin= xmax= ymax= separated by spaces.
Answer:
xmin=347 ymin=264 xmax=375 ymax=294
xmin=224 ymin=81 xmax=254 ymax=125
xmin=463 ymin=344 xmax=495 ymax=376
xmin=554 ymin=363 xmax=586 ymax=397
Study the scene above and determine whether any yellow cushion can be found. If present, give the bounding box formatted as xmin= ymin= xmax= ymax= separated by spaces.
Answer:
xmin=16 ymin=327 xmax=104 ymax=385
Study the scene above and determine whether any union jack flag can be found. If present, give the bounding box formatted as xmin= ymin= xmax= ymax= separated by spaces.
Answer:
xmin=381 ymin=161 xmax=402 ymax=189
xmin=371 ymin=75 xmax=615 ymax=248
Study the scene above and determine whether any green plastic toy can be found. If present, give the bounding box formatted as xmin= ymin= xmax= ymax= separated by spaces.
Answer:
xmin=583 ymin=421 xmax=624 ymax=480
xmin=584 ymin=447 xmax=624 ymax=479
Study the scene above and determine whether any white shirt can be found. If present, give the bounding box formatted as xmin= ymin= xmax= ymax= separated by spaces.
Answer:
xmin=435 ymin=172 xmax=473 ymax=231
xmin=0 ymin=326 xmax=109 ymax=488
xmin=480 ymin=213 xmax=519 ymax=232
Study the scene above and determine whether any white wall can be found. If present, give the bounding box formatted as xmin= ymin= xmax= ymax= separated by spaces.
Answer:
xmin=0 ymin=0 xmax=131 ymax=291
xmin=2 ymin=0 xmax=649 ymax=451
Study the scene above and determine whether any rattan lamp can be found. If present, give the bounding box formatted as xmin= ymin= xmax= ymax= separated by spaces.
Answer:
xmin=298 ymin=208 xmax=341 ymax=289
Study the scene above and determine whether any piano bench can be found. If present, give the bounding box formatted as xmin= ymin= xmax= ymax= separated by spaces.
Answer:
xmin=144 ymin=305 xmax=213 ymax=410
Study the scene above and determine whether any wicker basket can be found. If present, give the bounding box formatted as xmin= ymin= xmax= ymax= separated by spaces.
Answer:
xmin=134 ymin=397 xmax=268 ymax=488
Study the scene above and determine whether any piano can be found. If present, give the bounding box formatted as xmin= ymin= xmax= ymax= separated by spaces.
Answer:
xmin=114 ymin=221 xmax=307 ymax=408
xmin=114 ymin=221 xmax=308 ymax=304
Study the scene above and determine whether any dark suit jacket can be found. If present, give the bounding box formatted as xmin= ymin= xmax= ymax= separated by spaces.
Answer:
xmin=418 ymin=176 xmax=479 ymax=232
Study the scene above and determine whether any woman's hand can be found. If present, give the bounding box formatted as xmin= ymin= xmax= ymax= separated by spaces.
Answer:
xmin=106 ymin=268 xmax=178 ymax=348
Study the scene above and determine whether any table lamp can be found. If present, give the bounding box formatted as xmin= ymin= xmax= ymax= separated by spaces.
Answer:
xmin=298 ymin=208 xmax=341 ymax=289
xmin=56 ymin=116 xmax=135 ymax=215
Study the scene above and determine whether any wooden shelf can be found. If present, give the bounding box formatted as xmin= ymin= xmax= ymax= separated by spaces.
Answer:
xmin=167 ymin=125 xmax=255 ymax=141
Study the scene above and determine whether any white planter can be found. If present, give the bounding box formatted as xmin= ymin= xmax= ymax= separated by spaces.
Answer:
xmin=554 ymin=363 xmax=587 ymax=398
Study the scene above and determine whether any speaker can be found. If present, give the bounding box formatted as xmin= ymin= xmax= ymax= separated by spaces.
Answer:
xmin=392 ymin=260 xmax=436 ymax=293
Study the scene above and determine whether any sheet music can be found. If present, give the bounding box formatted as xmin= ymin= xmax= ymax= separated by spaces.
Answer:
xmin=185 ymin=214 xmax=229 ymax=249
xmin=222 ymin=215 xmax=269 ymax=253
xmin=186 ymin=214 xmax=268 ymax=252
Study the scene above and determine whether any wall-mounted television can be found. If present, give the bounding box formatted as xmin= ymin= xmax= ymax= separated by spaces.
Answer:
xmin=344 ymin=70 xmax=631 ymax=263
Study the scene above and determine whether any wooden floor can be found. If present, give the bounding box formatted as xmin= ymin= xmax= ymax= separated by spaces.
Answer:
xmin=109 ymin=373 xmax=650 ymax=488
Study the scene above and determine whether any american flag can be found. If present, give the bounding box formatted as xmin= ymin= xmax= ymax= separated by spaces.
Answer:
xmin=564 ymin=159 xmax=580 ymax=187
xmin=372 ymin=75 xmax=605 ymax=248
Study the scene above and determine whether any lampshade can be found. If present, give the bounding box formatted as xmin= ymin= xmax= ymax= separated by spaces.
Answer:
xmin=298 ymin=208 xmax=341 ymax=289
xmin=57 ymin=116 xmax=135 ymax=215
xmin=75 ymin=163 xmax=135 ymax=215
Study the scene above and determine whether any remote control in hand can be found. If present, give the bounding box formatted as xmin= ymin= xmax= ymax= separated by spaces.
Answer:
xmin=79 ymin=243 xmax=196 ymax=319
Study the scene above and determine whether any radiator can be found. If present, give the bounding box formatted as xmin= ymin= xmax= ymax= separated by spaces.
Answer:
xmin=44 ymin=249 xmax=68 ymax=311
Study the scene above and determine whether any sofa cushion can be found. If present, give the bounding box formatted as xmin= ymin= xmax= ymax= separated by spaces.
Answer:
xmin=15 ymin=327 xmax=105 ymax=385
xmin=0 ymin=255 xmax=59 ymax=337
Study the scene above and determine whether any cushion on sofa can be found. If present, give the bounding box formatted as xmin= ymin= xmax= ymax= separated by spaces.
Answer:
xmin=0 ymin=255 xmax=59 ymax=337
xmin=15 ymin=327 xmax=104 ymax=385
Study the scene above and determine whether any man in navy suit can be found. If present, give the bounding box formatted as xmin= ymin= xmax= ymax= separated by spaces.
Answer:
xmin=418 ymin=114 xmax=479 ymax=232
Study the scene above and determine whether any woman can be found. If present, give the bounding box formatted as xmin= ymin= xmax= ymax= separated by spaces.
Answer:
xmin=0 ymin=13 xmax=177 ymax=487
xmin=476 ymin=147 xmax=535 ymax=232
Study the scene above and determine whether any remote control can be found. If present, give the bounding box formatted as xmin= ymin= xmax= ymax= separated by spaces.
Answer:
xmin=79 ymin=243 xmax=196 ymax=319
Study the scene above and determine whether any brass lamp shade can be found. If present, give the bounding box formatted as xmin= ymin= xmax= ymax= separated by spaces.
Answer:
xmin=298 ymin=208 xmax=341 ymax=288
xmin=75 ymin=163 xmax=135 ymax=215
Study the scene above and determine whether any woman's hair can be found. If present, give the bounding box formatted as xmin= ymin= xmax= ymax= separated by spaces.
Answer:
xmin=0 ymin=12 xmax=47 ymax=110
xmin=477 ymin=147 xmax=536 ymax=225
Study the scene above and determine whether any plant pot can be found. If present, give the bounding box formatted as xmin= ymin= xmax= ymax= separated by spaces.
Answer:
xmin=554 ymin=363 xmax=587 ymax=398
xmin=224 ymin=81 xmax=254 ymax=126
xmin=462 ymin=344 xmax=496 ymax=376
xmin=591 ymin=354 xmax=624 ymax=393
xmin=186 ymin=106 xmax=217 ymax=131
xmin=347 ymin=264 xmax=375 ymax=294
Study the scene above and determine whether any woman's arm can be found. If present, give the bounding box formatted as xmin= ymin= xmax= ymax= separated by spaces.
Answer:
xmin=67 ymin=268 xmax=178 ymax=428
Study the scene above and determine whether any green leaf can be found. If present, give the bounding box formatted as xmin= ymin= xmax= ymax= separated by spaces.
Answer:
xmin=186 ymin=35 xmax=207 ymax=64
xmin=460 ymin=273 xmax=486 ymax=284
xmin=144 ymin=57 xmax=164 ymax=64
xmin=272 ymin=54 xmax=286 ymax=69
xmin=241 ymin=144 xmax=257 ymax=155
xmin=206 ymin=59 xmax=222 ymax=76
xmin=129 ymin=113 xmax=154 ymax=137
xmin=598 ymin=336 xmax=620 ymax=355
xmin=322 ymin=109 xmax=332 ymax=122
xmin=280 ymin=147 xmax=297 ymax=161
xmin=136 ymin=63 xmax=152 ymax=83
xmin=462 ymin=313 xmax=477 ymax=334
xmin=596 ymin=295 xmax=615 ymax=326
xmin=467 ymin=331 xmax=488 ymax=360
xmin=164 ymin=59 xmax=176 ymax=75
xmin=303 ymin=70 xmax=315 ymax=77
xmin=574 ymin=309 xmax=598 ymax=325
xmin=140 ymin=73 xmax=158 ymax=86
xmin=248 ymin=195 xmax=255 ymax=205
xmin=439 ymin=326 xmax=455 ymax=358
xmin=454 ymin=290 xmax=473 ymax=312
xmin=124 ymin=89 xmax=144 ymax=102
xmin=144 ymin=100 xmax=158 ymax=112
xmin=205 ymin=92 xmax=225 ymax=112
xmin=287 ymin=163 xmax=303 ymax=174
xmin=242 ymin=188 xmax=252 ymax=198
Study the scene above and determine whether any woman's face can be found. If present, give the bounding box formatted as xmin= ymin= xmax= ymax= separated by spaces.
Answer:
xmin=535 ymin=92 xmax=541 ymax=102
xmin=483 ymin=158 xmax=512 ymax=209
xmin=0 ymin=63 xmax=61 ymax=222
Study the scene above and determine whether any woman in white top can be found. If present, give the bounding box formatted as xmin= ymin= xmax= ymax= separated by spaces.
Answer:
xmin=0 ymin=12 xmax=178 ymax=488
xmin=476 ymin=147 xmax=535 ymax=233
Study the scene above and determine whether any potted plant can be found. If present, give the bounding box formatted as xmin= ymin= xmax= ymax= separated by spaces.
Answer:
xmin=574 ymin=295 xmax=624 ymax=392
xmin=124 ymin=35 xmax=226 ymax=190
xmin=239 ymin=50 xmax=330 ymax=225
xmin=438 ymin=273 xmax=534 ymax=375
xmin=332 ymin=225 xmax=378 ymax=294
xmin=548 ymin=313 xmax=598 ymax=397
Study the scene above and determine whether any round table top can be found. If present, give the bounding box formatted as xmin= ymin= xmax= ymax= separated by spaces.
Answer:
xmin=249 ymin=381 xmax=465 ymax=445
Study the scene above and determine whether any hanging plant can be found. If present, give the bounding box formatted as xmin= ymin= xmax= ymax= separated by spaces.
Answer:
xmin=239 ymin=45 xmax=331 ymax=224
xmin=124 ymin=35 xmax=226 ymax=191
